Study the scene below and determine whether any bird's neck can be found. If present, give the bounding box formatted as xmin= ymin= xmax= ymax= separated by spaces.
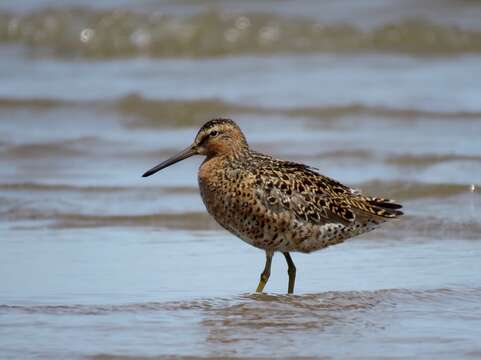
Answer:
xmin=207 ymin=143 xmax=250 ymax=161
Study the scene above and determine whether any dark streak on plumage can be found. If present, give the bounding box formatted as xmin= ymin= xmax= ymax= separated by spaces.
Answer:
xmin=144 ymin=118 xmax=404 ymax=294
xmin=197 ymin=118 xmax=403 ymax=255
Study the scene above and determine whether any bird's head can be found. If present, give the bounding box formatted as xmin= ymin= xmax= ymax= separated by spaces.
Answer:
xmin=142 ymin=118 xmax=248 ymax=177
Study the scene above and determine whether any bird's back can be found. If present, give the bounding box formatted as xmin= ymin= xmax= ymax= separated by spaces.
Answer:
xmin=198 ymin=151 xmax=402 ymax=253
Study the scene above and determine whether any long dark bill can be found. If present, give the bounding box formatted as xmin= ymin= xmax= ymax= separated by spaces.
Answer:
xmin=142 ymin=146 xmax=197 ymax=177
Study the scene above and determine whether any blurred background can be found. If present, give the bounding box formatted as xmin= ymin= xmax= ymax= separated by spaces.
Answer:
xmin=1 ymin=1 xmax=481 ymax=359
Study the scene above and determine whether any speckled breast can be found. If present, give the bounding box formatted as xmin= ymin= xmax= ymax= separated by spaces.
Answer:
xmin=198 ymin=156 xmax=263 ymax=248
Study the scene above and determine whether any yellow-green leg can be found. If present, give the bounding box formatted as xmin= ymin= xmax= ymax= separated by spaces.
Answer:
xmin=256 ymin=251 xmax=273 ymax=293
xmin=283 ymin=252 xmax=296 ymax=294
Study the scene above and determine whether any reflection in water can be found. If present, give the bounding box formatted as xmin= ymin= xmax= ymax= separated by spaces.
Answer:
xmin=202 ymin=291 xmax=382 ymax=346
xmin=3 ymin=288 xmax=481 ymax=358
xmin=202 ymin=288 xmax=481 ymax=358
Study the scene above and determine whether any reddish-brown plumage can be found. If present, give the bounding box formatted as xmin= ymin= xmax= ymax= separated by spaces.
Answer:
xmin=143 ymin=118 xmax=403 ymax=293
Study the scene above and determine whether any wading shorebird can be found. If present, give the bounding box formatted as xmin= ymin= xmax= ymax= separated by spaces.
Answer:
xmin=143 ymin=119 xmax=403 ymax=294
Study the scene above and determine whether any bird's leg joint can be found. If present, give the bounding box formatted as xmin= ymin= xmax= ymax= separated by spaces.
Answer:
xmin=260 ymin=268 xmax=271 ymax=283
xmin=256 ymin=251 xmax=273 ymax=293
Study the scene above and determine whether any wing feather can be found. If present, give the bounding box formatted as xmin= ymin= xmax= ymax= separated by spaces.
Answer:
xmin=250 ymin=154 xmax=402 ymax=224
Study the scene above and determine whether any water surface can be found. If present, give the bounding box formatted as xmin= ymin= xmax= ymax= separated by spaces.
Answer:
xmin=1 ymin=1 xmax=481 ymax=359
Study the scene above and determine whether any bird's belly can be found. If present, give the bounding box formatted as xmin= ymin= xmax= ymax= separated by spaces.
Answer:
xmin=198 ymin=166 xmax=383 ymax=253
xmin=199 ymin=179 xmax=381 ymax=253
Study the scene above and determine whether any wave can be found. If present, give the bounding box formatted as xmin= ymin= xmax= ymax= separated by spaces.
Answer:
xmin=7 ymin=208 xmax=481 ymax=240
xmin=1 ymin=180 xmax=477 ymax=199
xmin=2 ymin=180 xmax=479 ymax=238
xmin=1 ymin=140 xmax=87 ymax=158
xmin=2 ymin=8 xmax=481 ymax=57
xmin=386 ymin=154 xmax=481 ymax=167
xmin=117 ymin=95 xmax=481 ymax=126
xmin=0 ymin=182 xmax=195 ymax=194
xmin=357 ymin=180 xmax=479 ymax=200
xmin=0 ymin=180 xmax=477 ymax=200
xmin=2 ymin=95 xmax=481 ymax=125
xmin=369 ymin=215 xmax=481 ymax=241
xmin=3 ymin=208 xmax=213 ymax=230
xmin=1 ymin=287 xmax=479 ymax=315
xmin=0 ymin=97 xmax=76 ymax=108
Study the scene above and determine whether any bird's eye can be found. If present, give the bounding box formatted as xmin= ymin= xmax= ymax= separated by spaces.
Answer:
xmin=210 ymin=130 xmax=218 ymax=137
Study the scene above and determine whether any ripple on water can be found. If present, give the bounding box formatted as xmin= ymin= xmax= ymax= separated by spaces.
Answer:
xmin=2 ymin=287 xmax=480 ymax=317
xmin=2 ymin=288 xmax=481 ymax=359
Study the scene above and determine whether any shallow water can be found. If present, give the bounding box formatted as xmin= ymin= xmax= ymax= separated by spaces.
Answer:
xmin=1 ymin=1 xmax=481 ymax=359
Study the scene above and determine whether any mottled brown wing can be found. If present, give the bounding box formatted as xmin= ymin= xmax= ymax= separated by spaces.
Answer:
xmin=251 ymin=158 xmax=358 ymax=225
xmin=251 ymin=156 xmax=402 ymax=224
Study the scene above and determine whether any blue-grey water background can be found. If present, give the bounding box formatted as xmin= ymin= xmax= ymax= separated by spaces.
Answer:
xmin=1 ymin=1 xmax=481 ymax=359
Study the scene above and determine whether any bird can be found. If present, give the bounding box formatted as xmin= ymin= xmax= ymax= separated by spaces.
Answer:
xmin=142 ymin=118 xmax=403 ymax=294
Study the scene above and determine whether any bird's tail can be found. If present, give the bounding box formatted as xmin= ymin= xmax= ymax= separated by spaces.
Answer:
xmin=365 ymin=197 xmax=403 ymax=218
